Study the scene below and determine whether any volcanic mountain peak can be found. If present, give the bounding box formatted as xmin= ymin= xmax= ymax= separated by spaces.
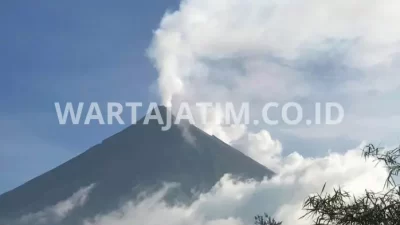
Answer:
xmin=0 ymin=105 xmax=273 ymax=225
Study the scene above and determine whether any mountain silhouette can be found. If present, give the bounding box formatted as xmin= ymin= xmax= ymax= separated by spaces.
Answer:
xmin=0 ymin=106 xmax=274 ymax=225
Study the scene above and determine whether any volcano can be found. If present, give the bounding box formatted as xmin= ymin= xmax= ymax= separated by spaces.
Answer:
xmin=0 ymin=106 xmax=274 ymax=225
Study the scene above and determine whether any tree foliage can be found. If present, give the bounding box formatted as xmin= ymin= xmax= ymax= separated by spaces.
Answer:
xmin=254 ymin=213 xmax=282 ymax=225
xmin=301 ymin=144 xmax=400 ymax=225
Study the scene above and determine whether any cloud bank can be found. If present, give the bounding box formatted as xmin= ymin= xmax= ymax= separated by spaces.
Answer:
xmin=84 ymin=145 xmax=387 ymax=225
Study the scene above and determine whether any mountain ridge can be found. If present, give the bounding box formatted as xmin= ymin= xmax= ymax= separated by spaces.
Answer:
xmin=0 ymin=105 xmax=274 ymax=225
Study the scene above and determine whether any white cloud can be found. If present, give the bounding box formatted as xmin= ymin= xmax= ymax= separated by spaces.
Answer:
xmin=84 ymin=144 xmax=388 ymax=225
xmin=233 ymin=130 xmax=282 ymax=171
xmin=148 ymin=0 xmax=400 ymax=145
xmin=84 ymin=183 xmax=244 ymax=225
xmin=16 ymin=183 xmax=95 ymax=225
xmin=116 ymin=0 xmax=400 ymax=224
xmin=149 ymin=0 xmax=400 ymax=105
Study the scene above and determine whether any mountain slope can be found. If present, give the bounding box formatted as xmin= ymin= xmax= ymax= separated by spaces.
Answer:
xmin=0 ymin=106 xmax=273 ymax=225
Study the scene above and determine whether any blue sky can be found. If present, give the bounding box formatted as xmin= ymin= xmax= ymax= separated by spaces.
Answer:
xmin=2 ymin=1 xmax=400 ymax=223
xmin=1 ymin=0 xmax=400 ymax=196
xmin=0 ymin=0 xmax=180 ymax=194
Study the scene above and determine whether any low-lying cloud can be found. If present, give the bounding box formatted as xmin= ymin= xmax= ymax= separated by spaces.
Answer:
xmin=15 ymin=183 xmax=95 ymax=225
xmin=83 ymin=144 xmax=387 ymax=225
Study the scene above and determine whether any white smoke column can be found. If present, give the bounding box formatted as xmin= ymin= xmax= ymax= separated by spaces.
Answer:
xmin=149 ymin=0 xmax=400 ymax=107
xmin=148 ymin=0 xmax=400 ymax=145
xmin=145 ymin=0 xmax=398 ymax=223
